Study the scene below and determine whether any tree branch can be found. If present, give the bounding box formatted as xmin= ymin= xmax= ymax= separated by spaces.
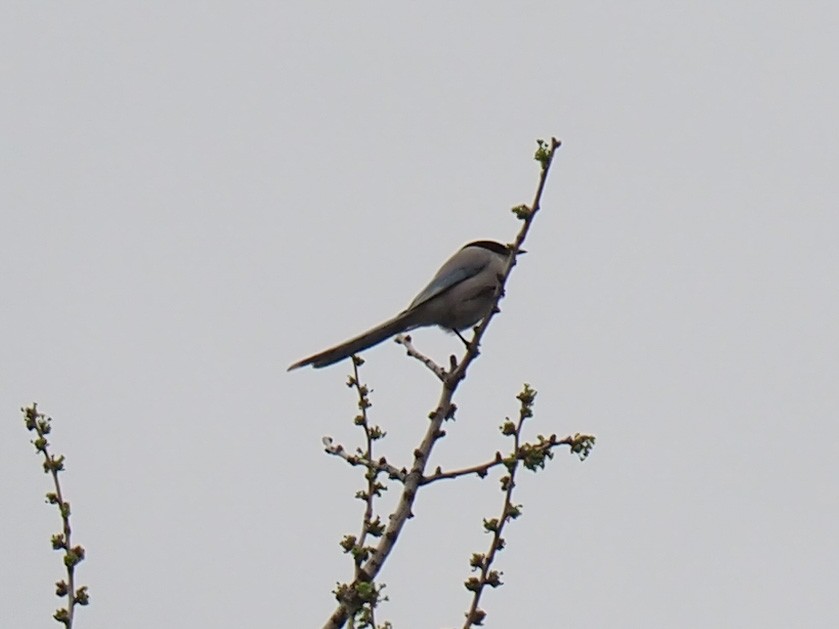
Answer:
xmin=421 ymin=433 xmax=582 ymax=485
xmin=23 ymin=404 xmax=89 ymax=628
xmin=323 ymin=437 xmax=407 ymax=483
xmin=323 ymin=138 xmax=563 ymax=629
xmin=394 ymin=334 xmax=447 ymax=381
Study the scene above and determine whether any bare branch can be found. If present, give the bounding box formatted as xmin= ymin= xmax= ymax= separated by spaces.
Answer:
xmin=462 ymin=385 xmax=534 ymax=628
xmin=323 ymin=138 xmax=564 ymax=629
xmin=22 ymin=404 xmax=89 ymax=628
xmin=394 ymin=334 xmax=447 ymax=381
xmin=446 ymin=137 xmax=561 ymax=391
xmin=323 ymin=437 xmax=407 ymax=482
xmin=421 ymin=433 xmax=580 ymax=485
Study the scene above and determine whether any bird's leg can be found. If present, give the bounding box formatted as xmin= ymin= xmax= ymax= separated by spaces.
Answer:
xmin=453 ymin=329 xmax=472 ymax=349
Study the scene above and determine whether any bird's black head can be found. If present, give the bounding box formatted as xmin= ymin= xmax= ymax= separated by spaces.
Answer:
xmin=463 ymin=240 xmax=525 ymax=256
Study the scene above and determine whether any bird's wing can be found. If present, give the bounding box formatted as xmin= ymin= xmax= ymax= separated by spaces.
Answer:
xmin=406 ymin=258 xmax=488 ymax=310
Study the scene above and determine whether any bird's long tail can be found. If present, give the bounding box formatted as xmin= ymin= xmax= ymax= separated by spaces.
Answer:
xmin=287 ymin=311 xmax=417 ymax=370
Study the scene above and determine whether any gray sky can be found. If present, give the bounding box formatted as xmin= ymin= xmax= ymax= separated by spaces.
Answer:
xmin=2 ymin=3 xmax=837 ymax=628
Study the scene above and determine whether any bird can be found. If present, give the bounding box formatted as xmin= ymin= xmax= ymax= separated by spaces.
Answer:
xmin=288 ymin=240 xmax=520 ymax=370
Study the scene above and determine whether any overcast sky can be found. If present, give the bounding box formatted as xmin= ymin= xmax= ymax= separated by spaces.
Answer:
xmin=2 ymin=3 xmax=838 ymax=628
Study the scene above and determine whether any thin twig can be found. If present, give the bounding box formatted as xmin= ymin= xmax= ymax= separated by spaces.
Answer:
xmin=421 ymin=433 xmax=577 ymax=485
xmin=394 ymin=334 xmax=446 ymax=381
xmin=462 ymin=387 xmax=532 ymax=628
xmin=350 ymin=358 xmax=385 ymax=580
xmin=323 ymin=437 xmax=407 ymax=482
xmin=23 ymin=404 xmax=89 ymax=628
xmin=446 ymin=138 xmax=561 ymax=391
